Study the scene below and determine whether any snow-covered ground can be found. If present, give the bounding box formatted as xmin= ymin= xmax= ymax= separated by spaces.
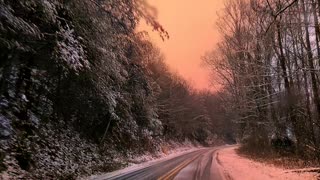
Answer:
xmin=127 ymin=140 xmax=201 ymax=165
xmin=217 ymin=146 xmax=319 ymax=180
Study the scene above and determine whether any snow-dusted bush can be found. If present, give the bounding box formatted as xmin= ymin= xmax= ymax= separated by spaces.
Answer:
xmin=54 ymin=25 xmax=89 ymax=73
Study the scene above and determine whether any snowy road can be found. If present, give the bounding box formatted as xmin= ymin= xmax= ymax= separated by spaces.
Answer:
xmin=90 ymin=145 xmax=319 ymax=180
xmin=92 ymin=146 xmax=228 ymax=180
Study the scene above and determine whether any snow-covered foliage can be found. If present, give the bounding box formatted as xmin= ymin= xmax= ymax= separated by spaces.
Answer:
xmin=0 ymin=4 xmax=40 ymax=37
xmin=54 ymin=26 xmax=89 ymax=73
xmin=0 ymin=3 xmax=40 ymax=52
xmin=0 ymin=0 xmax=165 ymax=178
xmin=0 ymin=115 xmax=11 ymax=139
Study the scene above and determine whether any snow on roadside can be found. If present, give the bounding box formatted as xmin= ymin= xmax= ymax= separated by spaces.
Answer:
xmin=216 ymin=146 xmax=318 ymax=180
xmin=86 ymin=140 xmax=202 ymax=180
xmin=128 ymin=140 xmax=201 ymax=164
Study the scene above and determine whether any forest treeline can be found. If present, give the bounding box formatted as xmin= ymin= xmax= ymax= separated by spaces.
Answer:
xmin=0 ymin=0 xmax=232 ymax=178
xmin=205 ymin=0 xmax=320 ymax=160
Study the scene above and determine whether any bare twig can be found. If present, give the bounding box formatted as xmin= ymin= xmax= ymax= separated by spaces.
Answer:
xmin=265 ymin=0 xmax=298 ymax=34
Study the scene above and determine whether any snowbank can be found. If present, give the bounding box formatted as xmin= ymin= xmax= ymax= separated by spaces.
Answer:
xmin=217 ymin=146 xmax=318 ymax=180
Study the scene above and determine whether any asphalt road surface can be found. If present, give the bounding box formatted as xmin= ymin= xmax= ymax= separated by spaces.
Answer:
xmin=93 ymin=146 xmax=227 ymax=180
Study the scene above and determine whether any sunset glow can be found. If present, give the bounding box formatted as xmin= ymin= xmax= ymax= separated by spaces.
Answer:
xmin=140 ymin=0 xmax=225 ymax=91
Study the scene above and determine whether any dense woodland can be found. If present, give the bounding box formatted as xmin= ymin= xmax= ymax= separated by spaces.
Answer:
xmin=0 ymin=0 xmax=232 ymax=178
xmin=5 ymin=0 xmax=319 ymax=178
xmin=204 ymin=0 xmax=320 ymax=160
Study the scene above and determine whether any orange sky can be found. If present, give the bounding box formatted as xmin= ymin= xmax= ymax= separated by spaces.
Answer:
xmin=140 ymin=0 xmax=225 ymax=91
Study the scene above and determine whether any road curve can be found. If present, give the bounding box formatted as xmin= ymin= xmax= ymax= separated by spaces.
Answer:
xmin=92 ymin=146 xmax=228 ymax=180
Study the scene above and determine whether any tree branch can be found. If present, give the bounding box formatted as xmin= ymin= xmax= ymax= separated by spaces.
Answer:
xmin=264 ymin=0 xmax=298 ymax=34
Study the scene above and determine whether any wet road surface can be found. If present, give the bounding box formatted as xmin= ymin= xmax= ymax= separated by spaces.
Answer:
xmin=93 ymin=146 xmax=227 ymax=180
